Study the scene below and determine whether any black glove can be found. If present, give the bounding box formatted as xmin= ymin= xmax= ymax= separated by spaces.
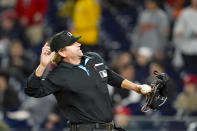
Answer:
xmin=141 ymin=71 xmax=169 ymax=112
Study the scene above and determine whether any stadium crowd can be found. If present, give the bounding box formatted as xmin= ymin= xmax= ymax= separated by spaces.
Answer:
xmin=0 ymin=0 xmax=197 ymax=130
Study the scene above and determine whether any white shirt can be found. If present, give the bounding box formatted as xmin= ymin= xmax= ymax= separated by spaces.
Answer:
xmin=174 ymin=7 xmax=197 ymax=55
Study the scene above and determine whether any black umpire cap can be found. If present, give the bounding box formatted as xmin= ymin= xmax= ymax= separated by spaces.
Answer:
xmin=49 ymin=30 xmax=81 ymax=52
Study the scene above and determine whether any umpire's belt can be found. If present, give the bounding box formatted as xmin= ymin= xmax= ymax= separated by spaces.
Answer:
xmin=69 ymin=122 xmax=115 ymax=131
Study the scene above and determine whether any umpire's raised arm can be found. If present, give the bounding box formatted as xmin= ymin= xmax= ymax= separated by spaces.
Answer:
xmin=35 ymin=42 xmax=55 ymax=77
xmin=24 ymin=42 xmax=58 ymax=97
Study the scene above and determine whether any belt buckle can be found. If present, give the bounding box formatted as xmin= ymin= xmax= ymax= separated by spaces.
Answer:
xmin=107 ymin=123 xmax=114 ymax=131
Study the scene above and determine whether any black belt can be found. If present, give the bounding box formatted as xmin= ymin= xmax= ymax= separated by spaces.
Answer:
xmin=69 ymin=122 xmax=115 ymax=131
xmin=68 ymin=122 xmax=126 ymax=131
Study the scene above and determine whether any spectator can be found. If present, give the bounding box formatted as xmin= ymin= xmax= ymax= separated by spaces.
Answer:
xmin=174 ymin=74 xmax=197 ymax=116
xmin=114 ymin=106 xmax=140 ymax=130
xmin=173 ymin=0 xmax=197 ymax=69
xmin=41 ymin=109 xmax=68 ymax=131
xmin=15 ymin=0 xmax=49 ymax=45
xmin=132 ymin=0 xmax=169 ymax=61
xmin=135 ymin=47 xmax=152 ymax=83
xmin=0 ymin=0 xmax=16 ymax=12
xmin=166 ymin=0 xmax=186 ymax=20
xmin=20 ymin=95 xmax=56 ymax=130
xmin=111 ymin=52 xmax=133 ymax=73
xmin=0 ymin=10 xmax=16 ymax=39
xmin=0 ymin=39 xmax=10 ymax=69
xmin=110 ymin=52 xmax=142 ymax=107
xmin=71 ymin=0 xmax=101 ymax=51
xmin=57 ymin=0 xmax=76 ymax=19
xmin=0 ymin=9 xmax=27 ymax=45
xmin=7 ymin=40 xmax=38 ymax=81
xmin=44 ymin=113 xmax=61 ymax=131
xmin=0 ymin=121 xmax=9 ymax=131
xmin=0 ymin=70 xmax=21 ymax=111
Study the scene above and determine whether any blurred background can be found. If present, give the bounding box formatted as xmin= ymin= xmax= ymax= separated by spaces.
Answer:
xmin=0 ymin=0 xmax=197 ymax=130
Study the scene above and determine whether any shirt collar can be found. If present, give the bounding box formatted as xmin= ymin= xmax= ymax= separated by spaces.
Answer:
xmin=59 ymin=62 xmax=75 ymax=68
xmin=59 ymin=55 xmax=92 ymax=68
xmin=83 ymin=55 xmax=92 ymax=60
xmin=81 ymin=55 xmax=92 ymax=66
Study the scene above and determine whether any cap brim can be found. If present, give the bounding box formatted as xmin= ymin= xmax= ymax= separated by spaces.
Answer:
xmin=70 ymin=36 xmax=81 ymax=45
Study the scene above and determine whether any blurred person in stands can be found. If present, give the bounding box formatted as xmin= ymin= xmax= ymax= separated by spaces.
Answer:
xmin=71 ymin=0 xmax=101 ymax=52
xmin=111 ymin=52 xmax=133 ymax=73
xmin=114 ymin=106 xmax=140 ymax=131
xmin=132 ymin=0 xmax=169 ymax=61
xmin=110 ymin=52 xmax=142 ymax=107
xmin=135 ymin=47 xmax=152 ymax=83
xmin=174 ymin=74 xmax=197 ymax=117
xmin=57 ymin=0 xmax=77 ymax=21
xmin=20 ymin=95 xmax=56 ymax=131
xmin=166 ymin=0 xmax=185 ymax=20
xmin=0 ymin=0 xmax=16 ymax=12
xmin=0 ymin=121 xmax=9 ymax=131
xmin=7 ymin=40 xmax=38 ymax=81
xmin=0 ymin=10 xmax=27 ymax=46
xmin=0 ymin=71 xmax=24 ymax=131
xmin=15 ymin=0 xmax=49 ymax=46
xmin=44 ymin=113 xmax=61 ymax=131
xmin=165 ymin=0 xmax=186 ymax=42
xmin=173 ymin=0 xmax=197 ymax=68
xmin=55 ymin=0 xmax=77 ymax=32
xmin=0 ymin=39 xmax=10 ymax=69
xmin=0 ymin=10 xmax=17 ymax=39
xmin=41 ymin=106 xmax=66 ymax=131
xmin=0 ymin=70 xmax=20 ymax=111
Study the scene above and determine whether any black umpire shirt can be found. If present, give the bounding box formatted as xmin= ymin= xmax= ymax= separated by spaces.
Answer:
xmin=25 ymin=52 xmax=124 ymax=123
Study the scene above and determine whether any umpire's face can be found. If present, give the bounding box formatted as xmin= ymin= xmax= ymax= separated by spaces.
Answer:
xmin=58 ymin=42 xmax=83 ymax=59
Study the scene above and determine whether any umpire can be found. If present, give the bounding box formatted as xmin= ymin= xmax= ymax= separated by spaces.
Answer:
xmin=25 ymin=30 xmax=152 ymax=131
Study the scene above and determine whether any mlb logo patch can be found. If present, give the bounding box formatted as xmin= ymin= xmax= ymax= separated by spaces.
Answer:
xmin=99 ymin=70 xmax=107 ymax=78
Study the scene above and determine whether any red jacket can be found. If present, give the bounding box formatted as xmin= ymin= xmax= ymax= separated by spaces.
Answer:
xmin=16 ymin=0 xmax=48 ymax=25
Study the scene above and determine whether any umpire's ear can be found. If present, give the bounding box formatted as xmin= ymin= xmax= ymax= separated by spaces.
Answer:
xmin=58 ymin=49 xmax=67 ymax=57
